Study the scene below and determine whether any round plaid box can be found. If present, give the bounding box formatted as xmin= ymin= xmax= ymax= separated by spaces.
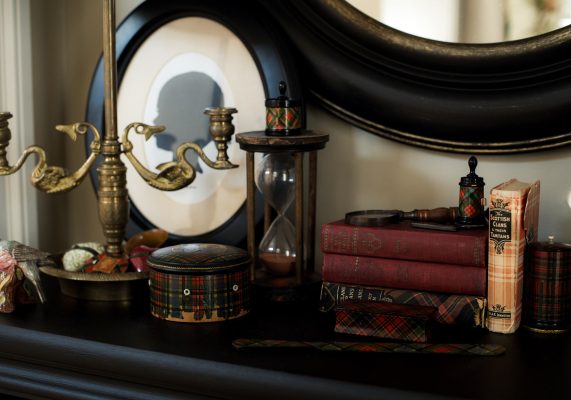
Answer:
xmin=147 ymin=243 xmax=250 ymax=323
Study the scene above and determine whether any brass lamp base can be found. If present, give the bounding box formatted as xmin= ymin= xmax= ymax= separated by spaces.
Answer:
xmin=40 ymin=266 xmax=148 ymax=301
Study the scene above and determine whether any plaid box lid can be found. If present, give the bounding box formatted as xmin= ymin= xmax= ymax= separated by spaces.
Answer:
xmin=147 ymin=243 xmax=250 ymax=274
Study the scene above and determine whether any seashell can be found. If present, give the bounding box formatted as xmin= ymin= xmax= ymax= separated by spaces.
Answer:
xmin=62 ymin=242 xmax=105 ymax=272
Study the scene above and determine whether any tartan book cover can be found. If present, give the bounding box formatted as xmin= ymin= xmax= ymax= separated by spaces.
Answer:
xmin=321 ymin=281 xmax=486 ymax=327
xmin=335 ymin=302 xmax=436 ymax=342
xmin=487 ymin=179 xmax=540 ymax=333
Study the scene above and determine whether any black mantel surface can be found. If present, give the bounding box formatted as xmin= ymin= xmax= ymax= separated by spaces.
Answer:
xmin=0 ymin=276 xmax=568 ymax=400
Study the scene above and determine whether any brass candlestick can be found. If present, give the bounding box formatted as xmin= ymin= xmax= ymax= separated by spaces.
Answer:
xmin=0 ymin=0 xmax=238 ymax=256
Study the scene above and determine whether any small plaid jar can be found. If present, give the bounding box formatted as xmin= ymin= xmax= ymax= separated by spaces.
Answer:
xmin=523 ymin=236 xmax=571 ymax=333
xmin=147 ymin=243 xmax=250 ymax=323
xmin=265 ymin=81 xmax=301 ymax=136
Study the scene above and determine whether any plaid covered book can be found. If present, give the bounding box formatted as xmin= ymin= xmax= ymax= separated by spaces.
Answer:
xmin=335 ymin=302 xmax=436 ymax=342
xmin=321 ymin=281 xmax=486 ymax=327
xmin=487 ymin=179 xmax=540 ymax=333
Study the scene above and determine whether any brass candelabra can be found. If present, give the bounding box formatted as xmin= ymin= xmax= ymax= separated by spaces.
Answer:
xmin=0 ymin=0 xmax=238 ymax=256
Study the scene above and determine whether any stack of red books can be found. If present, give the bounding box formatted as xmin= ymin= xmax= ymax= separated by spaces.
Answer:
xmin=320 ymin=220 xmax=488 ymax=327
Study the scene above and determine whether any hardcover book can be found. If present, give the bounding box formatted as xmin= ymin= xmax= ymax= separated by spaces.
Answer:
xmin=321 ymin=281 xmax=487 ymax=327
xmin=334 ymin=302 xmax=436 ymax=343
xmin=322 ymin=253 xmax=487 ymax=296
xmin=486 ymin=179 xmax=540 ymax=334
xmin=321 ymin=220 xmax=487 ymax=267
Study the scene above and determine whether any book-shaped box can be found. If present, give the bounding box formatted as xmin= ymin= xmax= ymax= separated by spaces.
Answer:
xmin=487 ymin=179 xmax=540 ymax=334
xmin=321 ymin=281 xmax=487 ymax=327
xmin=335 ymin=302 xmax=437 ymax=343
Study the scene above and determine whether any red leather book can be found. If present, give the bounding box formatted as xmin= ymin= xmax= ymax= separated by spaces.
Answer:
xmin=322 ymin=253 xmax=487 ymax=296
xmin=321 ymin=220 xmax=487 ymax=267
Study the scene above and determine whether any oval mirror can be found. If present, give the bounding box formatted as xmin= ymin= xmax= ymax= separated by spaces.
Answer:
xmin=262 ymin=0 xmax=571 ymax=153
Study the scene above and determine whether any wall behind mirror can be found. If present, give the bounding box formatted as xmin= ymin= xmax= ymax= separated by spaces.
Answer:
xmin=24 ymin=0 xmax=571 ymax=266
xmin=348 ymin=0 xmax=571 ymax=43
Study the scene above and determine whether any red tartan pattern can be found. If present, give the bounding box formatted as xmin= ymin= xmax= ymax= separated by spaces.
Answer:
xmin=459 ymin=187 xmax=484 ymax=219
xmin=335 ymin=303 xmax=435 ymax=342
xmin=232 ymin=338 xmax=506 ymax=356
xmin=266 ymin=107 xmax=301 ymax=131
xmin=321 ymin=282 xmax=486 ymax=327
xmin=524 ymin=248 xmax=571 ymax=330
xmin=150 ymin=269 xmax=250 ymax=322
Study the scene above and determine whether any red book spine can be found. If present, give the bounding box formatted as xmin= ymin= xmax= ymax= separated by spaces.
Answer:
xmin=321 ymin=221 xmax=487 ymax=267
xmin=322 ymin=253 xmax=486 ymax=296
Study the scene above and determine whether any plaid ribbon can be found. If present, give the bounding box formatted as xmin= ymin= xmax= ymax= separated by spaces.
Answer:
xmin=321 ymin=282 xmax=486 ymax=327
xmin=232 ymin=338 xmax=505 ymax=356
xmin=150 ymin=269 xmax=249 ymax=322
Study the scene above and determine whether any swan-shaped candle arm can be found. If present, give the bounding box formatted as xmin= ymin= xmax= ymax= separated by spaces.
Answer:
xmin=0 ymin=112 xmax=101 ymax=194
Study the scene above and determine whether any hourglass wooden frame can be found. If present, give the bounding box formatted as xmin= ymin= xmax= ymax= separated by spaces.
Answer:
xmin=236 ymin=130 xmax=329 ymax=292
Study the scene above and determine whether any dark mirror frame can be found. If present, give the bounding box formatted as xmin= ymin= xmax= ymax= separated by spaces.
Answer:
xmin=262 ymin=0 xmax=571 ymax=153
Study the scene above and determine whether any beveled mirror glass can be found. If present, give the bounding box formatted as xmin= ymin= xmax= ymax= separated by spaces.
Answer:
xmin=347 ymin=0 xmax=571 ymax=43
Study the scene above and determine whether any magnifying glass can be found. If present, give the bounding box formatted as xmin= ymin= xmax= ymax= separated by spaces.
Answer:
xmin=344 ymin=207 xmax=459 ymax=230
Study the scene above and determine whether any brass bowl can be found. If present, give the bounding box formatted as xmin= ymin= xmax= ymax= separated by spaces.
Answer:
xmin=40 ymin=266 xmax=148 ymax=301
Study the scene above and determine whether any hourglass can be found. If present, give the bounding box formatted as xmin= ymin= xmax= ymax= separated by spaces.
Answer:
xmin=256 ymin=153 xmax=297 ymax=276
xmin=236 ymin=130 xmax=329 ymax=301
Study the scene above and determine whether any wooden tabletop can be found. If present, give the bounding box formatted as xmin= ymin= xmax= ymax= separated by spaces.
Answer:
xmin=0 ymin=275 xmax=568 ymax=400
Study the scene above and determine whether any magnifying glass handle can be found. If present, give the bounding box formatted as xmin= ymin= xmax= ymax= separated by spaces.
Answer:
xmin=401 ymin=207 xmax=459 ymax=224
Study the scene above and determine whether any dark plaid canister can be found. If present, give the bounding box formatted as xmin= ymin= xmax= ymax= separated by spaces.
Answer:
xmin=523 ymin=237 xmax=571 ymax=333
xmin=147 ymin=243 xmax=250 ymax=323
